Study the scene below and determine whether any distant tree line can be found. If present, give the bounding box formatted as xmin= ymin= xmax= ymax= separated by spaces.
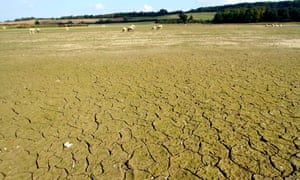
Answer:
xmin=59 ymin=9 xmax=171 ymax=20
xmin=213 ymin=1 xmax=300 ymax=23
xmin=12 ymin=1 xmax=300 ymax=24
xmin=189 ymin=0 xmax=300 ymax=13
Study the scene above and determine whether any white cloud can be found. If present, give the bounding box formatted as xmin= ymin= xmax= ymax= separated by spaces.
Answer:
xmin=95 ymin=3 xmax=104 ymax=10
xmin=224 ymin=0 xmax=257 ymax=4
xmin=143 ymin=4 xmax=153 ymax=12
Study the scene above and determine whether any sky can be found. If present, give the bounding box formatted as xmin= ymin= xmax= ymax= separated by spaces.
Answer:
xmin=0 ymin=0 xmax=284 ymax=21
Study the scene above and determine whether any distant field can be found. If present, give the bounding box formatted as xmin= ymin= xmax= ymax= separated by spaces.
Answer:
xmin=188 ymin=12 xmax=216 ymax=21
xmin=0 ymin=24 xmax=299 ymax=179
xmin=156 ymin=12 xmax=216 ymax=21
xmin=1 ymin=12 xmax=216 ymax=27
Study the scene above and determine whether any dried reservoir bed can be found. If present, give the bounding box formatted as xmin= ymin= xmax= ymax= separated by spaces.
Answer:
xmin=0 ymin=24 xmax=299 ymax=179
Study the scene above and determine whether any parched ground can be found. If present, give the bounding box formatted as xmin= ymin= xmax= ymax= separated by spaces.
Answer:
xmin=0 ymin=24 xmax=299 ymax=179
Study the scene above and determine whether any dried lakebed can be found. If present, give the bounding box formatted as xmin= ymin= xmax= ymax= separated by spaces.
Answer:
xmin=0 ymin=24 xmax=299 ymax=179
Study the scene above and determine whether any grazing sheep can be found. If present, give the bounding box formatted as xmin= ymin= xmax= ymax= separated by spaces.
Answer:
xmin=265 ymin=24 xmax=282 ymax=28
xmin=2 ymin=26 xmax=6 ymax=30
xmin=122 ymin=27 xmax=127 ymax=32
xmin=265 ymin=24 xmax=272 ymax=27
xmin=29 ymin=28 xmax=41 ymax=34
xmin=65 ymin=27 xmax=70 ymax=31
xmin=122 ymin=25 xmax=135 ymax=32
xmin=29 ymin=28 xmax=36 ymax=34
xmin=157 ymin=24 xmax=163 ymax=29
xmin=127 ymin=24 xmax=135 ymax=31
xmin=152 ymin=24 xmax=163 ymax=30
xmin=271 ymin=24 xmax=280 ymax=27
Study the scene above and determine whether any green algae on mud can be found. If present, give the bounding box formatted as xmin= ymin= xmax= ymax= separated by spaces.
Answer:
xmin=0 ymin=24 xmax=299 ymax=179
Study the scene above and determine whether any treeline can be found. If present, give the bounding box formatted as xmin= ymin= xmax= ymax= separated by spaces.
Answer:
xmin=213 ymin=1 xmax=300 ymax=23
xmin=14 ymin=9 xmax=171 ymax=22
xmin=12 ymin=1 xmax=300 ymax=24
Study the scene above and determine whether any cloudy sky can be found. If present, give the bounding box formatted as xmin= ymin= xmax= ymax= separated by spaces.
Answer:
xmin=1 ymin=0 xmax=283 ymax=21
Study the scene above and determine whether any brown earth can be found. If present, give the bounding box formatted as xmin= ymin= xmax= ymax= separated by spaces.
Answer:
xmin=0 ymin=24 xmax=299 ymax=179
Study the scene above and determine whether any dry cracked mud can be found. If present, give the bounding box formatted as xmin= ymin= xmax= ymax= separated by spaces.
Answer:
xmin=0 ymin=24 xmax=299 ymax=179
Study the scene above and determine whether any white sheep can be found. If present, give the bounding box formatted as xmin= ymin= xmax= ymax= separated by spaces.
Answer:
xmin=157 ymin=24 xmax=163 ymax=29
xmin=127 ymin=24 xmax=135 ymax=31
xmin=127 ymin=25 xmax=135 ymax=31
xmin=29 ymin=28 xmax=41 ymax=34
xmin=65 ymin=27 xmax=70 ymax=31
xmin=29 ymin=28 xmax=36 ymax=34
xmin=122 ymin=25 xmax=135 ymax=32
xmin=152 ymin=24 xmax=163 ymax=30
xmin=265 ymin=24 xmax=271 ymax=27
xmin=2 ymin=26 xmax=6 ymax=30
xmin=122 ymin=27 xmax=127 ymax=32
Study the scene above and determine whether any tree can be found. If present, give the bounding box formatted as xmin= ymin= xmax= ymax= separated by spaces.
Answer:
xmin=263 ymin=8 xmax=278 ymax=21
xmin=188 ymin=15 xmax=194 ymax=23
xmin=290 ymin=8 xmax=300 ymax=21
xmin=158 ymin=9 xmax=168 ymax=15
xmin=278 ymin=8 xmax=290 ymax=21
xmin=35 ymin=20 xmax=40 ymax=25
xmin=179 ymin=12 xmax=188 ymax=23
xmin=213 ymin=12 xmax=224 ymax=23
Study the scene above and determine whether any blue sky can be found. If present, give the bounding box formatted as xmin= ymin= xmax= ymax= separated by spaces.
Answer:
xmin=1 ymin=0 xmax=283 ymax=21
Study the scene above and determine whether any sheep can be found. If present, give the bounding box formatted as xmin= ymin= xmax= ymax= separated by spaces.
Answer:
xmin=127 ymin=24 xmax=135 ymax=32
xmin=122 ymin=25 xmax=135 ymax=32
xmin=152 ymin=24 xmax=163 ymax=30
xmin=271 ymin=24 xmax=280 ymax=28
xmin=265 ymin=24 xmax=272 ymax=27
xmin=2 ymin=26 xmax=6 ymax=30
xmin=29 ymin=28 xmax=36 ymax=34
xmin=157 ymin=24 xmax=163 ymax=30
xmin=65 ymin=27 xmax=70 ymax=31
xmin=29 ymin=28 xmax=41 ymax=34
xmin=265 ymin=24 xmax=282 ymax=28
xmin=122 ymin=27 xmax=127 ymax=32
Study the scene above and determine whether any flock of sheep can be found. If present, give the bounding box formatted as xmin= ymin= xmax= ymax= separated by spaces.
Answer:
xmin=122 ymin=24 xmax=163 ymax=32
xmin=22 ymin=24 xmax=163 ymax=34
xmin=122 ymin=24 xmax=136 ymax=32
xmin=2 ymin=23 xmax=286 ymax=35
xmin=265 ymin=23 xmax=283 ymax=27
xmin=29 ymin=28 xmax=41 ymax=34
xmin=151 ymin=24 xmax=163 ymax=30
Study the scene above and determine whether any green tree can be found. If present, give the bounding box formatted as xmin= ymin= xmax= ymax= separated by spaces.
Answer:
xmin=179 ymin=12 xmax=188 ymax=23
xmin=158 ymin=9 xmax=168 ymax=15
xmin=263 ymin=8 xmax=278 ymax=21
xmin=188 ymin=15 xmax=194 ymax=23
xmin=278 ymin=8 xmax=290 ymax=21
xmin=213 ymin=12 xmax=224 ymax=23
xmin=35 ymin=20 xmax=40 ymax=25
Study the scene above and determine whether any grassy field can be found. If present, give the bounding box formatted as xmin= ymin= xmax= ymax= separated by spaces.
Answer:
xmin=156 ymin=12 xmax=216 ymax=21
xmin=0 ymin=23 xmax=299 ymax=179
xmin=126 ymin=12 xmax=216 ymax=22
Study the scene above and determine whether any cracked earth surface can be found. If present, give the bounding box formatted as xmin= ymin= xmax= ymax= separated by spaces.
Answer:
xmin=0 ymin=24 xmax=299 ymax=179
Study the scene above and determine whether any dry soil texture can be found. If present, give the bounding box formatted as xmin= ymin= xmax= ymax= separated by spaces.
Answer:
xmin=0 ymin=24 xmax=299 ymax=179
